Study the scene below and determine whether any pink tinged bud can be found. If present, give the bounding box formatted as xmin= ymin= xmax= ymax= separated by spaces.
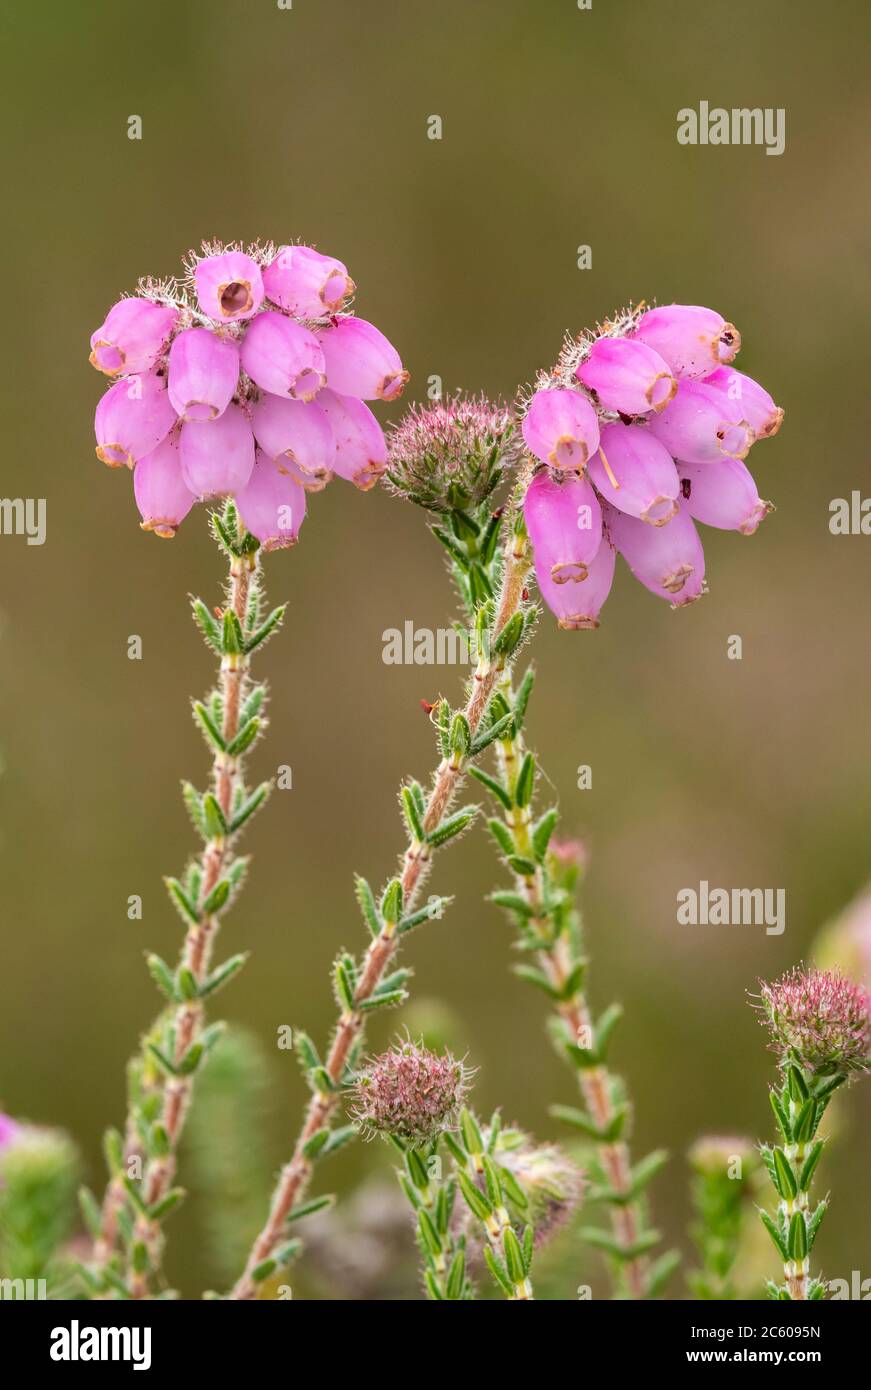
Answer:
xmin=240 ymin=312 xmax=325 ymax=400
xmin=89 ymin=298 xmax=179 ymax=376
xmin=317 ymin=317 xmax=409 ymax=402
xmin=179 ymin=404 xmax=255 ymax=499
xmin=194 ymin=251 xmax=264 ymax=322
xmin=167 ymin=327 xmax=240 ymax=422
xmin=589 ymin=423 xmax=680 ymax=525
xmin=94 ymin=369 xmax=176 ymax=468
xmin=647 ymin=380 xmax=753 ymax=464
xmin=236 ymin=449 xmax=307 ymax=550
xmin=575 ymin=337 xmax=677 ymax=416
xmin=522 ymin=388 xmax=600 ymax=470
xmin=703 ymin=367 xmax=783 ymax=439
xmin=133 ymin=433 xmax=196 ymax=538
xmin=678 ymin=458 xmax=771 ymax=535
xmin=251 ymin=395 xmax=334 ymax=480
xmin=316 ymin=389 xmax=386 ymax=490
xmin=523 ymin=470 xmax=602 ymax=583
xmin=606 ymin=502 xmax=706 ymax=605
xmin=263 ymin=244 xmax=355 ymax=317
xmin=537 ymin=535 xmax=616 ymax=631
xmin=633 ymin=304 xmax=741 ymax=379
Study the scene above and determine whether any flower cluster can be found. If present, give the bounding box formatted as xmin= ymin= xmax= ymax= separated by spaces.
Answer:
xmin=386 ymin=394 xmax=518 ymax=512
xmin=757 ymin=967 xmax=871 ymax=1078
xmin=520 ymin=303 xmax=783 ymax=629
xmin=350 ymin=1039 xmax=469 ymax=1146
xmin=89 ymin=240 xmax=408 ymax=547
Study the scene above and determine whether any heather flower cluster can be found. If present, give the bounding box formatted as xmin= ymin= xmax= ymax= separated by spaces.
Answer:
xmin=521 ymin=303 xmax=783 ymax=628
xmin=386 ymin=394 xmax=518 ymax=513
xmin=89 ymin=240 xmax=408 ymax=547
xmin=350 ymin=1040 xmax=470 ymax=1146
xmin=757 ymin=967 xmax=871 ymax=1077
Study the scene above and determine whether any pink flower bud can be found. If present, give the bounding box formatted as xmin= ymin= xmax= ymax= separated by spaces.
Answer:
xmin=702 ymin=367 xmax=783 ymax=439
xmin=605 ymin=502 xmax=705 ymax=604
xmin=179 ymin=404 xmax=255 ymax=499
xmin=240 ymin=311 xmax=325 ymax=400
xmin=235 ymin=449 xmax=307 ymax=550
xmin=94 ymin=369 xmax=177 ymax=468
xmin=575 ymin=337 xmax=677 ymax=416
xmin=678 ymin=458 xmax=771 ymax=535
xmin=633 ymin=304 xmax=741 ymax=379
xmin=522 ymin=388 xmax=600 ymax=470
xmin=647 ymin=381 xmax=753 ymax=464
xmin=317 ymin=318 xmax=409 ymax=402
xmin=194 ymin=251 xmax=264 ymax=322
xmin=316 ymin=389 xmax=386 ymax=490
xmin=251 ymin=395 xmax=334 ymax=480
xmin=89 ymin=297 xmax=179 ymax=376
xmin=523 ymin=470 xmax=602 ymax=583
xmin=263 ymin=245 xmax=355 ymax=317
xmin=536 ymin=534 xmax=616 ymax=630
xmin=588 ymin=422 xmax=680 ymax=525
xmin=167 ymin=327 xmax=240 ymax=422
xmin=133 ymin=433 xmax=196 ymax=538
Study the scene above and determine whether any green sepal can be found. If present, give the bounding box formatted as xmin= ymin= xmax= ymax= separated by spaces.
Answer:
xmin=405 ymin=1148 xmax=431 ymax=1192
xmin=769 ymin=1089 xmax=791 ymax=1142
xmin=459 ymin=1109 xmax=484 ymax=1157
xmin=787 ymin=1065 xmax=809 ymax=1103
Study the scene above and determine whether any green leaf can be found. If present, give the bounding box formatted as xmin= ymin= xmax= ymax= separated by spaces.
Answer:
xmin=149 ymin=1188 xmax=186 ymax=1222
xmin=103 ymin=1127 xmax=124 ymax=1176
xmin=176 ymin=966 xmax=199 ymax=1001
xmin=483 ymin=1246 xmax=513 ymax=1297
xmin=229 ymin=781 xmax=271 ymax=833
xmin=78 ymin=1186 xmax=103 ymax=1239
xmin=450 ymin=713 xmax=472 ymax=759
xmin=458 ymin=1170 xmax=492 ymax=1222
xmin=772 ymin=1148 xmax=798 ymax=1201
xmin=487 ymin=819 xmax=517 ymax=857
xmin=222 ymin=609 xmax=244 ymax=656
xmin=806 ymin=1200 xmax=827 ymax=1249
xmin=358 ymin=989 xmax=406 ymax=1012
xmin=580 ymin=1226 xmax=661 ymax=1260
xmin=629 ymin=1149 xmax=669 ymax=1196
xmin=202 ymin=792 xmax=229 ymax=839
xmin=647 ymin=1249 xmax=681 ymax=1298
xmin=398 ymin=896 xmax=452 ymax=933
xmin=178 ymin=1042 xmax=204 ymax=1076
xmin=191 ymin=597 xmax=223 ymax=652
xmin=251 ymin=1257 xmax=277 ymax=1283
xmin=502 ymin=1226 xmax=526 ymax=1284
xmin=165 ymin=877 xmax=200 ymax=926
xmin=226 ymin=717 xmax=262 ymax=758
xmin=380 ymin=878 xmax=403 ymax=926
xmin=513 ymin=964 xmax=559 ymax=999
xmin=512 ymin=667 xmax=535 ymax=730
xmin=759 ymin=1209 xmax=789 ymax=1261
xmin=146 ymin=953 xmax=178 ymax=1001
xmin=240 ymin=686 xmax=265 ymax=725
xmin=193 ymin=700 xmax=226 ymax=752
xmin=427 ymin=806 xmax=478 ymax=848
xmin=769 ymin=1089 xmax=792 ymax=1142
xmin=146 ymin=1043 xmax=179 ymax=1077
xmin=272 ymin=1239 xmax=302 ymax=1270
xmin=200 ymin=953 xmax=249 ymax=998
xmin=400 ymin=785 xmax=425 ymax=842
xmin=320 ymin=1125 xmax=356 ymax=1158
xmin=302 ymin=1129 xmax=330 ymax=1161
xmin=246 ymin=604 xmax=287 ymax=654
xmin=788 ymin=1065 xmax=810 ymax=1103
xmin=181 ymin=782 xmax=208 ymax=840
xmin=798 ymin=1140 xmax=825 ymax=1192
xmin=333 ymin=958 xmax=356 ymax=1012
xmin=446 ymin=1250 xmax=466 ymax=1300
xmin=490 ymin=888 xmax=534 ymax=917
xmin=469 ymin=765 xmax=512 ymax=812
xmin=559 ymin=961 xmax=587 ymax=1002
xmin=506 ymin=854 xmax=537 ymax=877
xmin=470 ymin=711 xmax=515 ymax=755
xmin=532 ymin=808 xmax=558 ymax=861
xmin=514 ymin=753 xmax=535 ymax=808
xmin=460 ymin=1109 xmax=484 ymax=1157
xmin=787 ymin=1211 xmax=808 ymax=1262
xmin=286 ymin=1194 xmax=336 ymax=1223
xmin=493 ymin=611 xmax=524 ymax=657
xmin=594 ymin=1002 xmax=623 ymax=1056
xmin=354 ymin=875 xmax=382 ymax=937
xmin=202 ymin=878 xmax=231 ymax=916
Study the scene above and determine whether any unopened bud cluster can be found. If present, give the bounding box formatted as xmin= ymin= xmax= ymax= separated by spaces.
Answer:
xmin=350 ymin=1039 xmax=469 ymax=1146
xmin=521 ymin=303 xmax=783 ymax=629
xmin=386 ymin=394 xmax=519 ymax=513
xmin=89 ymin=240 xmax=408 ymax=547
xmin=757 ymin=967 xmax=871 ymax=1078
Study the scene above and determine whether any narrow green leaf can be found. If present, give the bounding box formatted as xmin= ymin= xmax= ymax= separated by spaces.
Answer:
xmin=149 ymin=1188 xmax=186 ymax=1222
xmin=78 ymin=1186 xmax=103 ymax=1239
xmin=514 ymin=753 xmax=535 ymax=808
xmin=164 ymin=877 xmax=200 ymax=926
xmin=531 ymin=808 xmax=558 ymax=862
xmin=788 ymin=1211 xmax=808 ymax=1262
xmin=401 ymin=785 xmax=425 ymax=842
xmin=192 ymin=700 xmax=226 ymax=752
xmin=202 ymin=793 xmax=229 ymax=839
xmin=798 ymin=1139 xmax=825 ymax=1192
xmin=286 ymin=1194 xmax=335 ymax=1224
xmin=759 ymin=1209 xmax=789 ymax=1261
xmin=202 ymin=878 xmax=231 ymax=916
xmin=469 ymin=765 xmax=513 ymax=811
xmin=226 ymin=717 xmax=262 ymax=758
xmin=229 ymin=782 xmax=271 ymax=833
xmin=146 ymin=953 xmax=178 ymax=1001
xmin=502 ymin=1226 xmax=526 ymax=1284
xmin=246 ymin=604 xmax=287 ymax=654
xmin=427 ymin=806 xmax=478 ymax=848
xmin=772 ymin=1147 xmax=798 ymax=1201
xmin=222 ymin=609 xmax=244 ymax=656
xmin=200 ymin=953 xmax=248 ymax=998
xmin=354 ymin=875 xmax=381 ymax=937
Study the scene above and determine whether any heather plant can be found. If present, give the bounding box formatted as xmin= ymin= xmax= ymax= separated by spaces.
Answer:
xmin=753 ymin=968 xmax=871 ymax=1299
xmin=686 ymin=1135 xmax=759 ymax=1299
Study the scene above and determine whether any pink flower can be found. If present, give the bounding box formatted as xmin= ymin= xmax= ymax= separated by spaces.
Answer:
xmin=588 ymin=422 xmax=680 ymax=525
xmin=678 ymin=458 xmax=771 ymax=535
xmin=605 ymin=501 xmax=706 ymax=605
xmin=523 ymin=470 xmax=602 ymax=582
xmin=534 ymin=534 xmax=616 ymax=631
xmin=133 ymin=433 xmax=196 ymax=538
xmin=633 ymin=304 xmax=740 ymax=379
xmin=240 ymin=311 xmax=326 ymax=401
xmin=522 ymin=388 xmax=600 ymax=470
xmin=317 ymin=389 xmax=387 ymax=490
xmin=703 ymin=367 xmax=783 ymax=439
xmin=756 ymin=968 xmax=871 ymax=1077
xmin=647 ymin=380 xmax=753 ymax=464
xmin=251 ymin=394 xmax=334 ymax=480
xmin=95 ymin=369 xmax=177 ymax=468
xmin=576 ymin=337 xmax=677 ymax=415
xmin=167 ymin=327 xmax=240 ymax=422
xmin=0 ymin=1113 xmax=20 ymax=1150
xmin=89 ymin=298 xmax=179 ymax=377
xmin=235 ymin=449 xmax=307 ymax=550
xmin=179 ymin=404 xmax=256 ymax=499
xmin=317 ymin=317 xmax=409 ymax=402
xmin=194 ymin=251 xmax=264 ymax=322
xmin=350 ymin=1038 xmax=469 ymax=1146
xmin=263 ymin=244 xmax=355 ymax=317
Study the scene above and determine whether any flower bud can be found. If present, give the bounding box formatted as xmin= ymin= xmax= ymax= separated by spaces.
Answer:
xmin=235 ymin=449 xmax=307 ymax=550
xmin=0 ymin=1113 xmax=21 ymax=1149
xmin=263 ymin=244 xmax=355 ymax=317
xmin=251 ymin=395 xmax=334 ymax=480
xmin=576 ymin=337 xmax=677 ymax=415
xmin=523 ymin=470 xmax=602 ymax=582
xmin=167 ymin=327 xmax=240 ymax=422
xmin=522 ymin=388 xmax=600 ymax=470
xmin=89 ymin=297 xmax=179 ymax=376
xmin=606 ymin=502 xmax=705 ymax=604
xmin=317 ymin=389 xmax=386 ymax=490
xmin=647 ymin=380 xmax=753 ymax=464
xmin=240 ymin=311 xmax=325 ymax=400
xmin=386 ymin=394 xmax=517 ymax=512
xmin=194 ymin=251 xmax=264 ymax=322
xmin=350 ymin=1039 xmax=469 ymax=1146
xmin=633 ymin=304 xmax=740 ymax=379
xmin=678 ymin=458 xmax=770 ymax=535
xmin=179 ymin=404 xmax=255 ymax=499
xmin=535 ymin=533 xmax=616 ymax=630
xmin=133 ymin=433 xmax=196 ymax=538
xmin=589 ymin=422 xmax=680 ymax=525
xmin=757 ymin=968 xmax=871 ymax=1077
xmin=95 ymin=369 xmax=176 ymax=468
xmin=317 ymin=317 xmax=409 ymax=401
xmin=703 ymin=367 xmax=783 ymax=439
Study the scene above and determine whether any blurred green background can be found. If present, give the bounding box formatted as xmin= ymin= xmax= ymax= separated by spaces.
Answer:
xmin=1 ymin=0 xmax=869 ymax=1297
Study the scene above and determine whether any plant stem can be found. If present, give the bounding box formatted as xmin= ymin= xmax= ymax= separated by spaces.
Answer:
xmin=230 ymin=529 xmax=532 ymax=1300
